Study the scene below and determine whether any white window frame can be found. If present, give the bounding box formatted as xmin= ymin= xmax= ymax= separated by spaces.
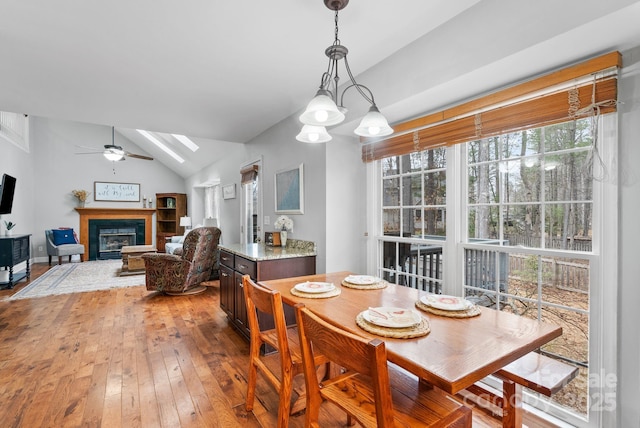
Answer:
xmin=366 ymin=114 xmax=618 ymax=427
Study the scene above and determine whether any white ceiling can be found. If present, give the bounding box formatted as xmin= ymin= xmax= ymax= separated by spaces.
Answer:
xmin=2 ymin=0 xmax=640 ymax=177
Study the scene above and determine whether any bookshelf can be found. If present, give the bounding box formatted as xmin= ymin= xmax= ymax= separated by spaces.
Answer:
xmin=155 ymin=193 xmax=187 ymax=252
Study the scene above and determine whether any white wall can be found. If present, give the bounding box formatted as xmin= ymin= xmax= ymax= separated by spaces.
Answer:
xmin=325 ymin=133 xmax=368 ymax=273
xmin=184 ymin=142 xmax=248 ymax=245
xmin=244 ymin=116 xmax=329 ymax=272
xmin=0 ymin=128 xmax=35 ymax=239
xmin=617 ymin=46 xmax=640 ymax=428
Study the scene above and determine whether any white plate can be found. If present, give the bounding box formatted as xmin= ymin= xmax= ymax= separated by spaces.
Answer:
xmin=345 ymin=275 xmax=382 ymax=285
xmin=420 ymin=294 xmax=473 ymax=311
xmin=363 ymin=307 xmax=422 ymax=328
xmin=294 ymin=281 xmax=336 ymax=294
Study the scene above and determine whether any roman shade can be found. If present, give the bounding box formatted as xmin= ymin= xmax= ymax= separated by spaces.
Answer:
xmin=240 ymin=164 xmax=259 ymax=184
xmin=362 ymin=51 xmax=621 ymax=162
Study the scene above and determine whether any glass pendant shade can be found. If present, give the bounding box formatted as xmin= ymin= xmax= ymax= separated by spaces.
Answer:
xmin=299 ymin=89 xmax=345 ymax=126
xmin=296 ymin=125 xmax=332 ymax=143
xmin=354 ymin=105 xmax=394 ymax=137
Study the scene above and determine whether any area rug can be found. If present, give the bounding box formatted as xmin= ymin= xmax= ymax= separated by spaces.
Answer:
xmin=6 ymin=259 xmax=145 ymax=301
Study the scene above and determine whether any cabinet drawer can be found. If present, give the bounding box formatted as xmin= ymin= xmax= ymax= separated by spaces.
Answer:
xmin=234 ymin=255 xmax=257 ymax=279
xmin=219 ymin=250 xmax=234 ymax=269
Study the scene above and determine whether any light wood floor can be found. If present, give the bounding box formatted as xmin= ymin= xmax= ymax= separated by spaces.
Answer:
xmin=0 ymin=263 xmax=501 ymax=427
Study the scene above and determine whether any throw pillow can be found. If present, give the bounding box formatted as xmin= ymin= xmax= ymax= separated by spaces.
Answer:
xmin=52 ymin=228 xmax=77 ymax=245
xmin=57 ymin=226 xmax=79 ymax=243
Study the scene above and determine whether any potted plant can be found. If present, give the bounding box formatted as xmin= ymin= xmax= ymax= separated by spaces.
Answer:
xmin=72 ymin=189 xmax=90 ymax=208
xmin=4 ymin=220 xmax=16 ymax=236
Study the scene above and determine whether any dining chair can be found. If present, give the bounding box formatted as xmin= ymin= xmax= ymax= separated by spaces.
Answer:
xmin=243 ymin=275 xmax=328 ymax=428
xmin=294 ymin=303 xmax=472 ymax=428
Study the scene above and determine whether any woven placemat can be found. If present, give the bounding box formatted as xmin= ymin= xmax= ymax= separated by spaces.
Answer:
xmin=415 ymin=299 xmax=481 ymax=318
xmin=341 ymin=280 xmax=388 ymax=290
xmin=355 ymin=311 xmax=430 ymax=338
xmin=290 ymin=287 xmax=342 ymax=299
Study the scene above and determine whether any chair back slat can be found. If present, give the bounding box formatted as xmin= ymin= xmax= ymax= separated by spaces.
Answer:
xmin=243 ymin=275 xmax=291 ymax=358
xmin=295 ymin=304 xmax=396 ymax=427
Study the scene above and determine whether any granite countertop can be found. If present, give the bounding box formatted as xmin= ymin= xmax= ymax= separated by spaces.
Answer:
xmin=219 ymin=239 xmax=316 ymax=261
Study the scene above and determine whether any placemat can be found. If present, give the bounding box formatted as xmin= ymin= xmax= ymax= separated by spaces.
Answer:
xmin=341 ymin=280 xmax=388 ymax=290
xmin=415 ymin=299 xmax=481 ymax=318
xmin=290 ymin=287 xmax=342 ymax=299
xmin=355 ymin=311 xmax=430 ymax=338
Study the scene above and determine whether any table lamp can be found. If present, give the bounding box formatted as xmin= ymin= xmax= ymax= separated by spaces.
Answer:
xmin=180 ymin=216 xmax=192 ymax=231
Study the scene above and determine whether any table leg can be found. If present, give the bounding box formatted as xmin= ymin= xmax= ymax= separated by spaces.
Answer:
xmin=501 ymin=379 xmax=522 ymax=428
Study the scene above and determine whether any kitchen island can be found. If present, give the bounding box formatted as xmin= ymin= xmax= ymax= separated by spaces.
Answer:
xmin=219 ymin=240 xmax=316 ymax=339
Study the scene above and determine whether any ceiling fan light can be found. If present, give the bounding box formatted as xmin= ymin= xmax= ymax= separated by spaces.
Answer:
xmin=299 ymin=89 xmax=345 ymax=126
xmin=104 ymin=150 xmax=125 ymax=161
xmin=354 ymin=105 xmax=393 ymax=137
xmin=296 ymin=125 xmax=332 ymax=143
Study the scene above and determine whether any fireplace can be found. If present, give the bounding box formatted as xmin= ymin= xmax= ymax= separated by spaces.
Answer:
xmin=76 ymin=208 xmax=155 ymax=261
xmin=89 ymin=219 xmax=145 ymax=260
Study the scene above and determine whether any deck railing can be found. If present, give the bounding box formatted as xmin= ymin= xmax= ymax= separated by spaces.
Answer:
xmin=381 ymin=238 xmax=589 ymax=296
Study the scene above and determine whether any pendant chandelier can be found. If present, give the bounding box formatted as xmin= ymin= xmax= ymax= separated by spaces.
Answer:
xmin=296 ymin=0 xmax=393 ymax=143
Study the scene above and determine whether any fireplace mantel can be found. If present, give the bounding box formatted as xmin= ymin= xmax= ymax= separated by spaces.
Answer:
xmin=75 ymin=208 xmax=155 ymax=254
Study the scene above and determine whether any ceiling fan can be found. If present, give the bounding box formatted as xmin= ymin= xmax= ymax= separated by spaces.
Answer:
xmin=75 ymin=127 xmax=154 ymax=161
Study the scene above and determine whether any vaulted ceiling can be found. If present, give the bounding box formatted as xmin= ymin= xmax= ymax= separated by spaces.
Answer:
xmin=2 ymin=0 xmax=640 ymax=177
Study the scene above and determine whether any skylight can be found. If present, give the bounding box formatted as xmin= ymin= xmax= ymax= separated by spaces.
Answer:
xmin=136 ymin=129 xmax=185 ymax=163
xmin=171 ymin=134 xmax=199 ymax=152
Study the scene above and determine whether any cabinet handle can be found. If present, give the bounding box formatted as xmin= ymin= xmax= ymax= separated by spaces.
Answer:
xmin=238 ymin=264 xmax=248 ymax=270
xmin=221 ymin=272 xmax=228 ymax=277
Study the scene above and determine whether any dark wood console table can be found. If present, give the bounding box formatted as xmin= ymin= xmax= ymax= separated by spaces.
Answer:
xmin=0 ymin=234 xmax=31 ymax=289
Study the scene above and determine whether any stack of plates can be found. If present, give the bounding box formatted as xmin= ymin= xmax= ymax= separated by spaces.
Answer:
xmin=293 ymin=281 xmax=336 ymax=294
xmin=420 ymin=294 xmax=474 ymax=312
xmin=363 ymin=307 xmax=422 ymax=328
xmin=342 ymin=275 xmax=387 ymax=289
xmin=417 ymin=294 xmax=480 ymax=318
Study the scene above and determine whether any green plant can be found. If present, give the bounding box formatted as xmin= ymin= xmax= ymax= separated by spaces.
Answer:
xmin=4 ymin=220 xmax=16 ymax=230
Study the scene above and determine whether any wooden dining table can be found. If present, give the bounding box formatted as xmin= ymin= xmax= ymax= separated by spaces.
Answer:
xmin=259 ymin=271 xmax=562 ymax=396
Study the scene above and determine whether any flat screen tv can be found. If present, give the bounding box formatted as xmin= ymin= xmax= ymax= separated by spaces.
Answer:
xmin=0 ymin=174 xmax=16 ymax=215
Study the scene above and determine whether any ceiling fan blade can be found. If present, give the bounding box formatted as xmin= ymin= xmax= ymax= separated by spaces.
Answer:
xmin=125 ymin=152 xmax=154 ymax=161
xmin=74 ymin=151 xmax=102 ymax=155
xmin=75 ymin=144 xmax=101 ymax=150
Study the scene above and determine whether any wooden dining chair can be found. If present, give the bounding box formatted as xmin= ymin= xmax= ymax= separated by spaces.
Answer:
xmin=294 ymin=303 xmax=472 ymax=428
xmin=243 ymin=275 xmax=327 ymax=428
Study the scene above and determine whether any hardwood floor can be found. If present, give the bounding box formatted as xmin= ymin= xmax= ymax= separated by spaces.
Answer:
xmin=0 ymin=263 xmax=501 ymax=427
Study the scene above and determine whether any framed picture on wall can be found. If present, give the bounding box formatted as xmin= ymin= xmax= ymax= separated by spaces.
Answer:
xmin=275 ymin=163 xmax=304 ymax=214
xmin=222 ymin=183 xmax=236 ymax=200
xmin=94 ymin=181 xmax=140 ymax=202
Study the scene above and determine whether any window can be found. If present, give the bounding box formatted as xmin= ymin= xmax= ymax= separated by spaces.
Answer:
xmin=240 ymin=162 xmax=261 ymax=244
xmin=375 ymin=117 xmax=608 ymax=425
xmin=464 ymin=119 xmax=595 ymax=421
xmin=370 ymin=53 xmax=620 ymax=426
xmin=380 ymin=149 xmax=446 ymax=292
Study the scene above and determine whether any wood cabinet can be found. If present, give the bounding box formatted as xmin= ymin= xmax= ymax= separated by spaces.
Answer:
xmin=155 ymin=193 xmax=187 ymax=252
xmin=219 ymin=247 xmax=316 ymax=340
xmin=0 ymin=234 xmax=31 ymax=289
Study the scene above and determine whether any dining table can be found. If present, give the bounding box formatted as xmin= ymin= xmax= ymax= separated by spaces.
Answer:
xmin=259 ymin=271 xmax=563 ymax=396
